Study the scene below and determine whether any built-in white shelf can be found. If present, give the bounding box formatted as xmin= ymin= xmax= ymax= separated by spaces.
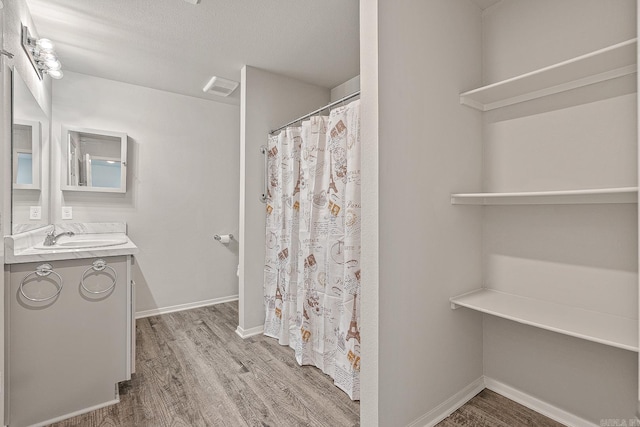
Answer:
xmin=450 ymin=289 xmax=638 ymax=352
xmin=460 ymin=39 xmax=638 ymax=111
xmin=450 ymin=187 xmax=638 ymax=205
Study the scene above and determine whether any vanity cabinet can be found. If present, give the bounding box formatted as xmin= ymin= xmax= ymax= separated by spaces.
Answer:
xmin=5 ymin=255 xmax=134 ymax=427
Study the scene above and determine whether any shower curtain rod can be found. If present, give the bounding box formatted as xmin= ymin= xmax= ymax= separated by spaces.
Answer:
xmin=269 ymin=90 xmax=361 ymax=135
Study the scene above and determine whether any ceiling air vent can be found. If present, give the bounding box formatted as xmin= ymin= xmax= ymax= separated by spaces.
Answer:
xmin=203 ymin=76 xmax=239 ymax=97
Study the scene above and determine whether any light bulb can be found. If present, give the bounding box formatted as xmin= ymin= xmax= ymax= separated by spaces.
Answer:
xmin=36 ymin=38 xmax=54 ymax=52
xmin=46 ymin=69 xmax=63 ymax=79
xmin=45 ymin=59 xmax=61 ymax=71
xmin=39 ymin=52 xmax=56 ymax=62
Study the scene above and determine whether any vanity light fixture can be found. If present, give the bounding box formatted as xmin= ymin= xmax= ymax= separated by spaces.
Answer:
xmin=21 ymin=24 xmax=63 ymax=80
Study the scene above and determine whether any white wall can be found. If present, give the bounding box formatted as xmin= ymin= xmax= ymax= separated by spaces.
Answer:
xmin=482 ymin=0 xmax=637 ymax=83
xmin=359 ymin=1 xmax=379 ymax=424
xmin=366 ymin=1 xmax=485 ymax=425
xmin=481 ymin=0 xmax=638 ymax=422
xmin=238 ymin=65 xmax=329 ymax=333
xmin=51 ymin=71 xmax=240 ymax=314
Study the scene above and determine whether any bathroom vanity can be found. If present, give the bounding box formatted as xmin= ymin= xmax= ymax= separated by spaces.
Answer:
xmin=4 ymin=223 xmax=138 ymax=427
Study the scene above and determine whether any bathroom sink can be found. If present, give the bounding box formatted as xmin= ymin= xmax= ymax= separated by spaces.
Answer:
xmin=56 ymin=238 xmax=128 ymax=248
xmin=34 ymin=234 xmax=129 ymax=250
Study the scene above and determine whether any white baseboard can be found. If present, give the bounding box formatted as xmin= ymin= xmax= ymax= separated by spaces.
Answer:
xmin=483 ymin=377 xmax=597 ymax=427
xmin=28 ymin=397 xmax=120 ymax=427
xmin=235 ymin=324 xmax=264 ymax=339
xmin=407 ymin=377 xmax=485 ymax=427
xmin=407 ymin=376 xmax=597 ymax=427
xmin=135 ymin=295 xmax=239 ymax=319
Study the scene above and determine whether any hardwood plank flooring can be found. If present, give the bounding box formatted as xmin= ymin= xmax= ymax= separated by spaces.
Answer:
xmin=50 ymin=301 xmax=360 ymax=427
xmin=47 ymin=301 xmax=563 ymax=427
xmin=437 ymin=389 xmax=565 ymax=427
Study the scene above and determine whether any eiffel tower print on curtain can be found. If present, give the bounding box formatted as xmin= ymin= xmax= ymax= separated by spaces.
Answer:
xmin=263 ymin=99 xmax=361 ymax=400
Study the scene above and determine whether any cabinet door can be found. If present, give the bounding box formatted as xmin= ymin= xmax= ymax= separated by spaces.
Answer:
xmin=7 ymin=256 xmax=129 ymax=426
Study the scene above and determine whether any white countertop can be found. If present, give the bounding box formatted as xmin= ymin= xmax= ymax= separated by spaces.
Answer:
xmin=5 ymin=223 xmax=139 ymax=264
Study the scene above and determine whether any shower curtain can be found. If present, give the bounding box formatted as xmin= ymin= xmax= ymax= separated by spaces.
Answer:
xmin=263 ymin=100 xmax=361 ymax=400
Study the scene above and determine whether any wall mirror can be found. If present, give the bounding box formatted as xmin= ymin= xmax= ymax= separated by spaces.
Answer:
xmin=61 ymin=126 xmax=127 ymax=193
xmin=12 ymin=68 xmax=48 ymax=232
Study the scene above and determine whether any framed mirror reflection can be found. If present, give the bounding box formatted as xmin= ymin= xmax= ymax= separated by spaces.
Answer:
xmin=12 ymin=119 xmax=41 ymax=189
xmin=12 ymin=68 xmax=48 ymax=232
xmin=61 ymin=126 xmax=127 ymax=193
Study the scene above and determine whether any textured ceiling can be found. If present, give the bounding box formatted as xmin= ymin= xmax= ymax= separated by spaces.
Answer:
xmin=26 ymin=0 xmax=360 ymax=104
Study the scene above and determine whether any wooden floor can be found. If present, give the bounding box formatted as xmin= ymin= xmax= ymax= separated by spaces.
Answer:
xmin=49 ymin=301 xmax=563 ymax=427
xmin=50 ymin=301 xmax=360 ymax=427
xmin=437 ymin=389 xmax=565 ymax=427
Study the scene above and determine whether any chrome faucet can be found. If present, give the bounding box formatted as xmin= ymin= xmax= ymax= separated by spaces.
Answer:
xmin=43 ymin=227 xmax=75 ymax=246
